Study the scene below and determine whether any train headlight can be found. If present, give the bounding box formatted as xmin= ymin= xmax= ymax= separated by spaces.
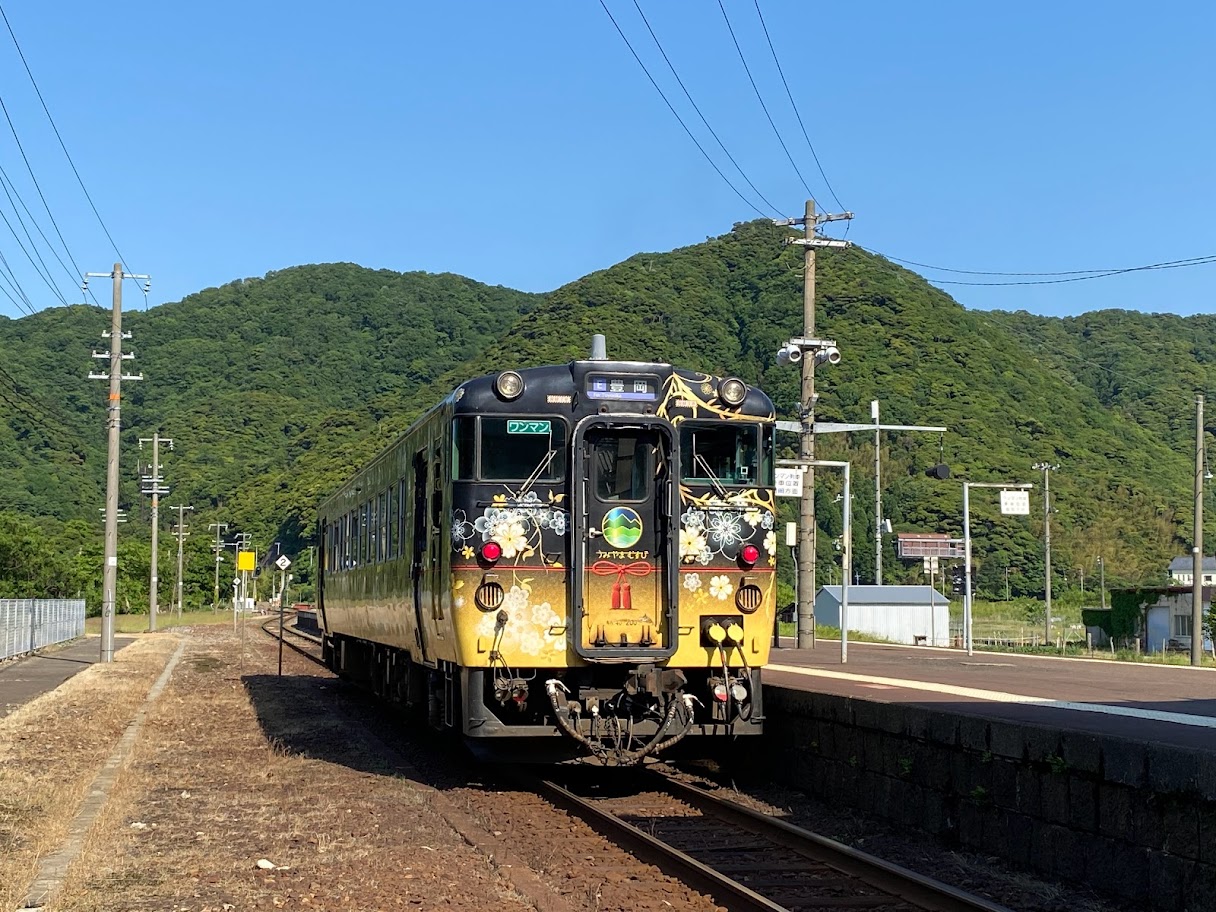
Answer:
xmin=719 ymin=377 xmax=747 ymax=406
xmin=495 ymin=370 xmax=524 ymax=401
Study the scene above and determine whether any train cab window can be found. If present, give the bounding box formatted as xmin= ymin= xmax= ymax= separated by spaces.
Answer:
xmin=592 ymin=431 xmax=654 ymax=502
xmin=680 ymin=424 xmax=762 ymax=486
xmin=481 ymin=418 xmax=567 ymax=481
xmin=453 ymin=417 xmax=476 ymax=480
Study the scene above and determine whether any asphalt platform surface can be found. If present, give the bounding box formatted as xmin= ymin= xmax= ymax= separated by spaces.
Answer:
xmin=765 ymin=638 xmax=1216 ymax=753
xmin=0 ymin=636 xmax=133 ymax=719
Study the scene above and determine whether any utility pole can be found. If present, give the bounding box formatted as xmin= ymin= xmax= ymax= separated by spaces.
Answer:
xmin=1193 ymin=395 xmax=1204 ymax=667
xmin=210 ymin=522 xmax=229 ymax=613
xmin=86 ymin=264 xmax=147 ymax=662
xmin=874 ymin=400 xmax=882 ymax=584
xmin=1033 ymin=462 xmax=1060 ymax=644
xmin=138 ymin=433 xmax=171 ymax=631
xmin=1098 ymin=556 xmax=1106 ymax=609
xmin=776 ymin=200 xmax=852 ymax=649
xmin=170 ymin=505 xmax=194 ymax=617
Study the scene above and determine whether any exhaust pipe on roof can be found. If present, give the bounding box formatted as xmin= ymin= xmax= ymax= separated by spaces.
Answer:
xmin=589 ymin=334 xmax=607 ymax=360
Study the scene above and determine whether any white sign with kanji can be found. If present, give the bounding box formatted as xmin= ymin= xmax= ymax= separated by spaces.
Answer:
xmin=775 ymin=467 xmax=805 ymax=498
xmin=1000 ymin=490 xmax=1030 ymax=515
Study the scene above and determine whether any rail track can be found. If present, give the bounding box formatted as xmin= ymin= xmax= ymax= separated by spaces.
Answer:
xmin=529 ymin=770 xmax=1013 ymax=912
xmin=259 ymin=622 xmax=1011 ymax=912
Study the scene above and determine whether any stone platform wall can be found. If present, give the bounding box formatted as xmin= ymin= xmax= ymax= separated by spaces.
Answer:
xmin=763 ymin=686 xmax=1216 ymax=910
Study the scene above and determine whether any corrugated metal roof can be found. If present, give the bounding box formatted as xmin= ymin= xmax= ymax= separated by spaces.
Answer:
xmin=816 ymin=585 xmax=950 ymax=607
xmin=1168 ymin=556 xmax=1216 ymax=572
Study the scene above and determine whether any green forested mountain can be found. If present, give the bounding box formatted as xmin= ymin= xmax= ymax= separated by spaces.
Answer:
xmin=0 ymin=222 xmax=1206 ymax=611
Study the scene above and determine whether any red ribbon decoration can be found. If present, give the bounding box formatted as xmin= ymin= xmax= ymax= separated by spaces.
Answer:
xmin=589 ymin=560 xmax=653 ymax=610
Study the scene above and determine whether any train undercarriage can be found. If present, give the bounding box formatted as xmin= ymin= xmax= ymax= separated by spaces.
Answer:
xmin=322 ymin=633 xmax=763 ymax=765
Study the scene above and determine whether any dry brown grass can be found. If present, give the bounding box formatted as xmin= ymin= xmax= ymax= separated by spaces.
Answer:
xmin=51 ymin=625 xmax=534 ymax=912
xmin=0 ymin=635 xmax=180 ymax=911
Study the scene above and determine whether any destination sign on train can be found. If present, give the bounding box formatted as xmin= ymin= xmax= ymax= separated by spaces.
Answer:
xmin=586 ymin=374 xmax=658 ymax=401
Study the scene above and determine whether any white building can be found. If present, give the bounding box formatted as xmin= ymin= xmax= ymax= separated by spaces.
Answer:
xmin=1167 ymin=556 xmax=1216 ymax=587
xmin=814 ymin=585 xmax=950 ymax=647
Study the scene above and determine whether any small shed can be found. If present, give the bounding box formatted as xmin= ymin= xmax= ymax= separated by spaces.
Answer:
xmin=815 ymin=585 xmax=950 ymax=647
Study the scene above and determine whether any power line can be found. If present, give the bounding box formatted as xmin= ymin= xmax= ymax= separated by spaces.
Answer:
xmin=717 ymin=0 xmax=818 ymax=205
xmin=752 ymin=1 xmax=845 ymax=213
xmin=0 ymin=163 xmax=69 ymax=303
xmin=0 ymin=154 xmax=79 ymax=292
xmin=631 ymin=0 xmax=783 ymax=217
xmin=0 ymin=192 xmax=67 ymax=306
xmin=0 ymin=88 xmax=87 ymax=290
xmin=0 ymin=4 xmax=135 ymax=287
xmin=597 ymin=0 xmax=769 ymax=218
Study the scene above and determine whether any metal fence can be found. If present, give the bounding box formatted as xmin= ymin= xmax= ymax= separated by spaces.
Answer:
xmin=0 ymin=599 xmax=86 ymax=662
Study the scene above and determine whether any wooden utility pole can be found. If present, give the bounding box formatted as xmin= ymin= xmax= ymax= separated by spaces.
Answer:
xmin=210 ymin=522 xmax=229 ymax=612
xmin=139 ymin=433 xmax=171 ymax=631
xmin=1193 ymin=396 xmax=1204 ymax=667
xmin=170 ymin=505 xmax=194 ymax=617
xmin=87 ymin=263 xmax=146 ymax=662
xmin=1034 ymin=462 xmax=1059 ymax=644
xmin=780 ymin=201 xmax=851 ymax=649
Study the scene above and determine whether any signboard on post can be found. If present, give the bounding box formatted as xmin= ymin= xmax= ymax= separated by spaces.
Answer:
xmin=775 ymin=467 xmax=805 ymax=498
xmin=1000 ymin=490 xmax=1030 ymax=515
xmin=275 ymin=554 xmax=292 ymax=571
xmin=237 ymin=551 xmax=255 ymax=571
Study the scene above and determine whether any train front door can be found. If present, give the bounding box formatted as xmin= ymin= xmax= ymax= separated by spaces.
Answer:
xmin=573 ymin=420 xmax=676 ymax=658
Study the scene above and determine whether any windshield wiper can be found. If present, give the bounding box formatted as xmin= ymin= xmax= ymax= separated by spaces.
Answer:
xmin=694 ymin=452 xmax=730 ymax=499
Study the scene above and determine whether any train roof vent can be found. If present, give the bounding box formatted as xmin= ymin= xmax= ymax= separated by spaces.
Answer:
xmin=589 ymin=334 xmax=606 ymax=360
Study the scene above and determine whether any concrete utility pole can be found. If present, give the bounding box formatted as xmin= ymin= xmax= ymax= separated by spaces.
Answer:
xmin=210 ymin=522 xmax=229 ymax=613
xmin=775 ymin=200 xmax=852 ymax=649
xmin=86 ymin=264 xmax=147 ymax=662
xmin=1033 ymin=462 xmax=1060 ymax=644
xmin=1098 ymin=555 xmax=1106 ymax=609
xmin=170 ymin=505 xmax=193 ymax=617
xmin=1193 ymin=395 xmax=1204 ymax=667
xmin=138 ymin=433 xmax=171 ymax=631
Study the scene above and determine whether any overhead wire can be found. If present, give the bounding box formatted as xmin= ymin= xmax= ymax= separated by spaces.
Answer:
xmin=0 ymin=248 xmax=34 ymax=314
xmin=716 ymin=0 xmax=819 ymax=206
xmin=0 ymin=183 xmax=67 ymax=306
xmin=889 ymin=253 xmax=1216 ymax=287
xmin=752 ymin=0 xmax=845 ymax=213
xmin=597 ymin=0 xmax=770 ymax=218
xmin=0 ymin=4 xmax=135 ymax=294
xmin=630 ymin=0 xmax=783 ymax=218
xmin=0 ymin=154 xmax=79 ymax=293
xmin=0 ymin=89 xmax=87 ymax=290
xmin=0 ymin=162 xmax=69 ymax=305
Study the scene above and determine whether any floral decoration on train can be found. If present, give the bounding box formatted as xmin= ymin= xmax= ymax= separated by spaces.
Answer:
xmin=452 ymin=490 xmax=568 ymax=564
xmin=473 ymin=583 xmax=564 ymax=658
xmin=677 ymin=488 xmax=776 ymax=567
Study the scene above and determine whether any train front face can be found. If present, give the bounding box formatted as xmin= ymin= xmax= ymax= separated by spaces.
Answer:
xmin=449 ymin=358 xmax=777 ymax=764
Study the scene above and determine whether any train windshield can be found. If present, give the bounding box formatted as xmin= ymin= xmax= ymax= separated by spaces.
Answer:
xmin=680 ymin=423 xmax=770 ymax=487
xmin=456 ymin=417 xmax=567 ymax=482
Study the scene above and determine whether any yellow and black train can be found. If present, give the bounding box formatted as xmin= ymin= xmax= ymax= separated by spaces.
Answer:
xmin=317 ymin=338 xmax=777 ymax=764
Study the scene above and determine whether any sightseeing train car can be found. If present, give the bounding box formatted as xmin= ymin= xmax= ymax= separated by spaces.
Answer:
xmin=316 ymin=337 xmax=777 ymax=764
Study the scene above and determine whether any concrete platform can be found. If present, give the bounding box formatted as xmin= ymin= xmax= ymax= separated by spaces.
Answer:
xmin=0 ymin=636 xmax=133 ymax=719
xmin=765 ymin=638 xmax=1216 ymax=754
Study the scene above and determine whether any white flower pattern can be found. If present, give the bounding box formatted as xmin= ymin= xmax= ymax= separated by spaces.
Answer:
xmin=709 ymin=575 xmax=733 ymax=600
xmin=683 ymin=573 xmax=703 ymax=592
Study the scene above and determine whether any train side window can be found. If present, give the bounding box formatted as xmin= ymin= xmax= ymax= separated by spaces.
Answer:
xmin=453 ymin=417 xmax=476 ymax=480
xmin=397 ymin=478 xmax=408 ymax=559
xmin=374 ymin=493 xmax=384 ymax=564
xmin=481 ymin=418 xmax=566 ymax=481
xmin=360 ymin=502 xmax=371 ymax=566
xmin=386 ymin=485 xmax=397 ymax=559
xmin=369 ymin=496 xmax=380 ymax=564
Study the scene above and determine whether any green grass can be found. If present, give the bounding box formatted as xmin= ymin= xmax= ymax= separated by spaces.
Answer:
xmin=85 ymin=609 xmax=238 ymax=635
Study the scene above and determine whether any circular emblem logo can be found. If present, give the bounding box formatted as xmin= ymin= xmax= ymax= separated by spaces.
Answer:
xmin=602 ymin=507 xmax=643 ymax=549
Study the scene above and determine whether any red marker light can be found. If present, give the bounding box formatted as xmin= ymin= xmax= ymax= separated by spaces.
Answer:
xmin=740 ymin=544 xmax=760 ymax=566
xmin=481 ymin=541 xmax=503 ymax=563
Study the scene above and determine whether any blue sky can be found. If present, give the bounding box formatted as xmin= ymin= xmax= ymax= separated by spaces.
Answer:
xmin=0 ymin=1 xmax=1211 ymax=319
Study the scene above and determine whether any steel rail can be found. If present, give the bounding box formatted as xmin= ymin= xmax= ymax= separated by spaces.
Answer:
xmin=533 ymin=777 xmax=788 ymax=912
xmin=650 ymin=773 xmax=1013 ymax=912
